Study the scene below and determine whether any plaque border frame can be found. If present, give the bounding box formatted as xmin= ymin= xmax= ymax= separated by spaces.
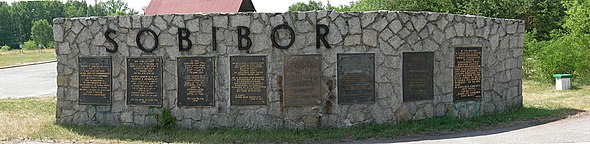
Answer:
xmin=336 ymin=53 xmax=376 ymax=105
xmin=176 ymin=55 xmax=216 ymax=107
xmin=401 ymin=52 xmax=435 ymax=102
xmin=453 ymin=45 xmax=484 ymax=102
xmin=126 ymin=56 xmax=164 ymax=107
xmin=228 ymin=54 xmax=269 ymax=106
xmin=77 ymin=56 xmax=113 ymax=105
xmin=283 ymin=54 xmax=323 ymax=106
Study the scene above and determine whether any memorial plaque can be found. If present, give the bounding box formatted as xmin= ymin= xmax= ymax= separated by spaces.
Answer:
xmin=337 ymin=53 xmax=375 ymax=104
xmin=177 ymin=56 xmax=215 ymax=106
xmin=78 ymin=57 xmax=112 ymax=105
xmin=284 ymin=55 xmax=322 ymax=106
xmin=230 ymin=56 xmax=267 ymax=105
xmin=403 ymin=52 xmax=434 ymax=102
xmin=454 ymin=46 xmax=482 ymax=101
xmin=127 ymin=57 xmax=162 ymax=106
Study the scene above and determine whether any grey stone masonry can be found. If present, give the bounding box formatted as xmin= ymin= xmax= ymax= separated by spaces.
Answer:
xmin=54 ymin=11 xmax=524 ymax=129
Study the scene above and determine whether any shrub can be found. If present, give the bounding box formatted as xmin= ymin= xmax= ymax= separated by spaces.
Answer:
xmin=47 ymin=42 xmax=54 ymax=49
xmin=156 ymin=108 xmax=176 ymax=130
xmin=0 ymin=45 xmax=10 ymax=51
xmin=22 ymin=40 xmax=38 ymax=50
xmin=523 ymin=31 xmax=540 ymax=79
xmin=524 ymin=33 xmax=590 ymax=84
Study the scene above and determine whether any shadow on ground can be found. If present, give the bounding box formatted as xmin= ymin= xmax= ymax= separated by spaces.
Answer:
xmin=57 ymin=107 xmax=585 ymax=143
xmin=378 ymin=107 xmax=586 ymax=143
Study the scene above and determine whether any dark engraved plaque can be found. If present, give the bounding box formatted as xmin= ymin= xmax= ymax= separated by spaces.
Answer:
xmin=78 ymin=57 xmax=112 ymax=105
xmin=177 ymin=56 xmax=215 ymax=106
xmin=284 ymin=55 xmax=322 ymax=106
xmin=454 ymin=46 xmax=482 ymax=101
xmin=127 ymin=57 xmax=163 ymax=106
xmin=337 ymin=53 xmax=375 ymax=104
xmin=403 ymin=52 xmax=434 ymax=102
xmin=230 ymin=56 xmax=267 ymax=105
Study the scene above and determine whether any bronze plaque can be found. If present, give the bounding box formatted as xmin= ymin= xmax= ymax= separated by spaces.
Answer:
xmin=284 ymin=55 xmax=322 ymax=106
xmin=403 ymin=52 xmax=434 ymax=102
xmin=337 ymin=53 xmax=375 ymax=104
xmin=127 ymin=57 xmax=163 ymax=106
xmin=78 ymin=57 xmax=112 ymax=105
xmin=177 ymin=56 xmax=215 ymax=106
xmin=454 ymin=46 xmax=482 ymax=101
xmin=230 ymin=56 xmax=267 ymax=105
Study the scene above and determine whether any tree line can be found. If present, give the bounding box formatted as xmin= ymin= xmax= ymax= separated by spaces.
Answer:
xmin=289 ymin=0 xmax=590 ymax=84
xmin=289 ymin=0 xmax=564 ymax=40
xmin=0 ymin=0 xmax=137 ymax=49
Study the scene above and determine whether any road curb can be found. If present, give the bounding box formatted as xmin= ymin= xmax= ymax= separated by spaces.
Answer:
xmin=0 ymin=60 xmax=57 ymax=70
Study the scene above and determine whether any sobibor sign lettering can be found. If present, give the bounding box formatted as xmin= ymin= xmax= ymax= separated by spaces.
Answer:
xmin=103 ymin=23 xmax=331 ymax=53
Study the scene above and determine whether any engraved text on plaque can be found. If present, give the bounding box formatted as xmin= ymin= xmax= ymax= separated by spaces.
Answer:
xmin=403 ymin=52 xmax=434 ymax=102
xmin=127 ymin=57 xmax=163 ymax=106
xmin=454 ymin=47 xmax=482 ymax=101
xmin=177 ymin=56 xmax=215 ymax=106
xmin=284 ymin=55 xmax=322 ymax=106
xmin=230 ymin=56 xmax=267 ymax=105
xmin=337 ymin=53 xmax=375 ymax=104
xmin=78 ymin=57 xmax=112 ymax=105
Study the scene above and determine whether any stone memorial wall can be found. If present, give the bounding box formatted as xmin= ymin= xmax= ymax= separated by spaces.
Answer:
xmin=54 ymin=11 xmax=524 ymax=129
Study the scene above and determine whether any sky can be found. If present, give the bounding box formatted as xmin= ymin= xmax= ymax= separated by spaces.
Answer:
xmin=4 ymin=0 xmax=358 ymax=13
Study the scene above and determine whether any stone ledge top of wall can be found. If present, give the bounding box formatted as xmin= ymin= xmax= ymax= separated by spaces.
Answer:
xmin=53 ymin=11 xmax=524 ymax=25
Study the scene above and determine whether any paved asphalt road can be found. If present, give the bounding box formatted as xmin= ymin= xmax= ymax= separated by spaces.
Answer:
xmin=0 ymin=62 xmax=57 ymax=99
xmin=353 ymin=113 xmax=590 ymax=144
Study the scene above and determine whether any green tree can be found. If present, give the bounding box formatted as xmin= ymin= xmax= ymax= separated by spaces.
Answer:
xmin=562 ymin=0 xmax=590 ymax=34
xmin=86 ymin=4 xmax=107 ymax=16
xmin=31 ymin=19 xmax=53 ymax=48
xmin=10 ymin=1 xmax=65 ymax=46
xmin=348 ymin=0 xmax=393 ymax=11
xmin=527 ymin=0 xmax=566 ymax=40
xmin=327 ymin=4 xmax=351 ymax=12
xmin=98 ymin=0 xmax=138 ymax=16
xmin=289 ymin=0 xmax=326 ymax=11
xmin=63 ymin=0 xmax=111 ymax=17
xmin=0 ymin=0 xmax=136 ymax=49
xmin=346 ymin=0 xmax=565 ymax=40
xmin=348 ymin=0 xmax=531 ymax=19
xmin=288 ymin=0 xmax=351 ymax=12
xmin=64 ymin=0 xmax=89 ymax=17
xmin=523 ymin=0 xmax=590 ymax=84
xmin=0 ymin=2 xmax=19 ymax=48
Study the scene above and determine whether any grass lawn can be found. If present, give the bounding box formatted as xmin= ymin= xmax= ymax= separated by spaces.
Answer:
xmin=0 ymin=49 xmax=56 ymax=68
xmin=0 ymin=81 xmax=588 ymax=143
